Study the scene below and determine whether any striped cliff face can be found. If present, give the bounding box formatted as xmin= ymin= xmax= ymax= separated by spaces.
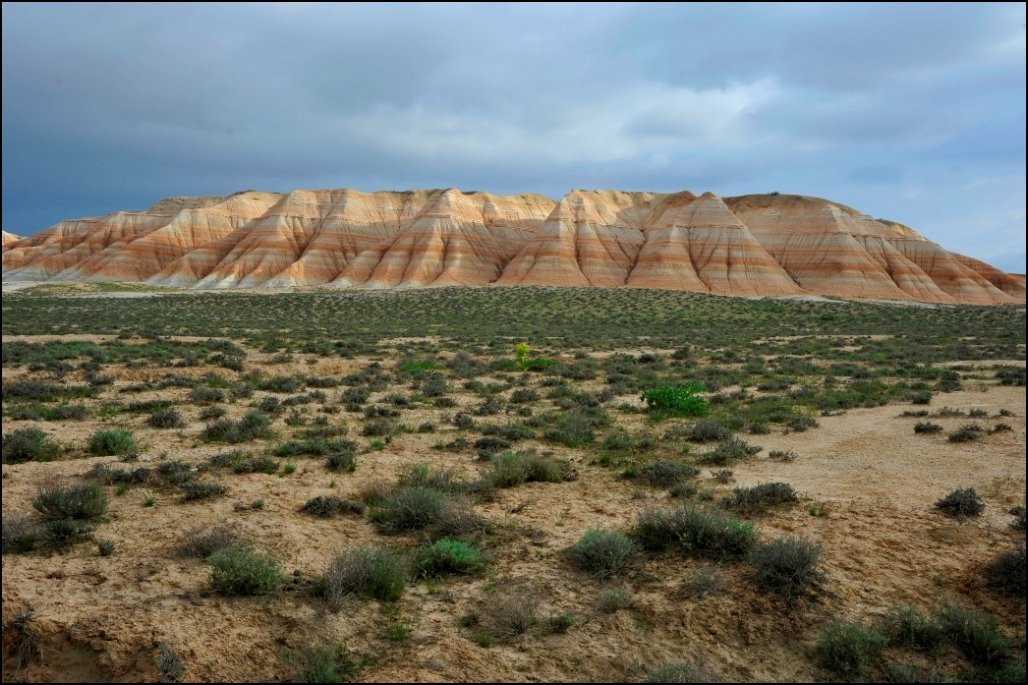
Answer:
xmin=3 ymin=188 xmax=1023 ymax=305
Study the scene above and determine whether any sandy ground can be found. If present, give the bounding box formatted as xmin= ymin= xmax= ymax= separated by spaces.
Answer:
xmin=1 ymin=347 xmax=1025 ymax=683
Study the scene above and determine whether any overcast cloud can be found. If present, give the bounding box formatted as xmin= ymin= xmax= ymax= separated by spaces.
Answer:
xmin=2 ymin=2 xmax=1024 ymax=271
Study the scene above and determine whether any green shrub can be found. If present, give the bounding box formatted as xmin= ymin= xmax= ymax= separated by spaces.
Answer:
xmin=369 ymin=486 xmax=451 ymax=533
xmin=324 ymin=546 xmax=406 ymax=606
xmin=567 ymin=530 xmax=635 ymax=578
xmin=913 ymin=421 xmax=943 ymax=435
xmin=147 ymin=409 xmax=184 ymax=429
xmin=699 ymin=437 xmax=761 ymax=465
xmin=2 ymin=428 xmax=61 ymax=463
xmin=179 ymin=481 xmax=229 ymax=501
xmin=724 ymin=482 xmax=798 ymax=514
xmin=2 ymin=513 xmax=39 ymax=554
xmin=544 ymin=411 xmax=599 ymax=447
xmin=877 ymin=605 xmax=943 ymax=654
xmin=201 ymin=412 xmax=271 ymax=443
xmin=414 ymin=539 xmax=485 ymax=577
xmin=632 ymin=506 xmax=757 ymax=559
xmin=87 ymin=429 xmax=137 ymax=456
xmin=985 ymin=544 xmax=1025 ymax=598
xmin=948 ymin=423 xmax=985 ymax=443
xmin=815 ymin=621 xmax=886 ymax=678
xmin=41 ymin=519 xmax=93 ymax=549
xmin=209 ymin=545 xmax=283 ymax=595
xmin=88 ymin=463 xmax=151 ymax=484
xmin=490 ymin=451 xmax=574 ymax=488
xmin=935 ymin=487 xmax=984 ymax=517
xmin=301 ymin=496 xmax=365 ymax=518
xmin=640 ymin=383 xmax=709 ymax=417
xmin=156 ymin=641 xmax=186 ymax=683
xmin=231 ymin=456 xmax=278 ymax=474
xmin=936 ymin=601 xmax=1008 ymax=667
xmin=283 ymin=642 xmax=362 ymax=683
xmin=1011 ymin=505 xmax=1026 ymax=531
xmin=596 ymin=587 xmax=633 ymax=613
xmin=635 ymin=461 xmax=699 ymax=487
xmin=33 ymin=481 xmax=108 ymax=520
xmin=748 ymin=536 xmax=822 ymax=601
xmin=326 ymin=450 xmax=357 ymax=472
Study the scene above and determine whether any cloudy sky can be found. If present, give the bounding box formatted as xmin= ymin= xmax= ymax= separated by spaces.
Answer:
xmin=2 ymin=3 xmax=1025 ymax=271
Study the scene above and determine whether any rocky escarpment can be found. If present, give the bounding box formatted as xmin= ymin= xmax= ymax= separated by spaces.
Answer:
xmin=3 ymin=188 xmax=1022 ymax=305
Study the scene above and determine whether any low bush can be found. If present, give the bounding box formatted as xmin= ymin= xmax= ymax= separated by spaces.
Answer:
xmin=699 ymin=437 xmax=761 ymax=465
xmin=877 ymin=605 xmax=943 ymax=654
xmin=201 ymin=412 xmax=271 ymax=443
xmin=369 ymin=486 xmax=451 ymax=533
xmin=2 ymin=428 xmax=61 ymax=463
xmin=984 ymin=544 xmax=1025 ymax=598
xmin=640 ymin=383 xmax=709 ymax=417
xmin=596 ymin=587 xmax=633 ymax=613
xmin=147 ymin=409 xmax=184 ymax=429
xmin=748 ymin=536 xmax=822 ymax=601
xmin=936 ymin=601 xmax=1008 ymax=667
xmin=947 ymin=423 xmax=985 ymax=443
xmin=2 ymin=513 xmax=39 ymax=554
xmin=686 ymin=420 xmax=733 ymax=443
xmin=414 ymin=539 xmax=485 ymax=577
xmin=209 ymin=545 xmax=283 ymax=595
xmin=485 ymin=585 xmax=538 ymax=642
xmin=33 ymin=481 xmax=108 ymax=520
xmin=325 ymin=450 xmax=357 ymax=472
xmin=301 ymin=496 xmax=365 ymax=518
xmin=632 ymin=506 xmax=757 ymax=559
xmin=567 ymin=529 xmax=635 ymax=578
xmin=179 ymin=481 xmax=229 ymax=502
xmin=283 ymin=642 xmax=362 ymax=684
xmin=324 ymin=546 xmax=406 ymax=606
xmin=724 ymin=482 xmax=798 ymax=514
xmin=635 ymin=461 xmax=699 ymax=487
xmin=87 ymin=429 xmax=137 ymax=456
xmin=815 ymin=621 xmax=886 ymax=678
xmin=935 ymin=487 xmax=984 ymax=517
xmin=913 ymin=421 xmax=943 ymax=434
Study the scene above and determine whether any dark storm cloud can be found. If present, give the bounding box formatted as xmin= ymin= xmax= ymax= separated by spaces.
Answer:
xmin=2 ymin=2 xmax=1024 ymax=270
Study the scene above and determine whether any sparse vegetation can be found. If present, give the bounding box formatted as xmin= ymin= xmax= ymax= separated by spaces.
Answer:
xmin=209 ymin=545 xmax=284 ymax=595
xmin=566 ymin=529 xmax=635 ymax=578
xmin=3 ymin=427 xmax=61 ymax=463
xmin=935 ymin=487 xmax=985 ymax=517
xmin=324 ymin=546 xmax=406 ymax=606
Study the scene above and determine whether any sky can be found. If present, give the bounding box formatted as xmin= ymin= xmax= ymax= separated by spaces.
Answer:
xmin=2 ymin=3 xmax=1025 ymax=272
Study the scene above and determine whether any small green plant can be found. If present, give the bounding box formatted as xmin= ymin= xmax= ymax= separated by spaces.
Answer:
xmin=209 ymin=545 xmax=284 ymax=595
xmin=640 ymin=383 xmax=709 ymax=417
xmin=87 ymin=428 xmax=137 ymax=456
xmin=935 ymin=487 xmax=984 ymax=517
xmin=2 ymin=427 xmax=61 ymax=463
xmin=514 ymin=342 xmax=530 ymax=369
xmin=147 ymin=409 xmax=184 ymax=429
xmin=414 ymin=539 xmax=485 ymax=577
xmin=97 ymin=538 xmax=116 ymax=556
xmin=567 ymin=529 xmax=635 ymax=578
